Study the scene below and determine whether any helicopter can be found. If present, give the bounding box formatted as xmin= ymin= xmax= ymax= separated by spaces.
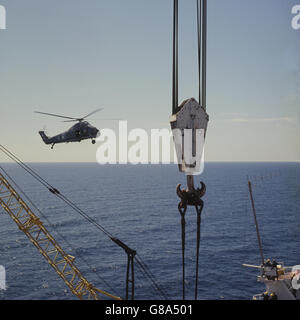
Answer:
xmin=35 ymin=108 xmax=102 ymax=149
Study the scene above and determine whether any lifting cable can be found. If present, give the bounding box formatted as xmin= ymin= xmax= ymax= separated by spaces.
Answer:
xmin=135 ymin=254 xmax=168 ymax=300
xmin=0 ymin=143 xmax=168 ymax=300
xmin=176 ymin=184 xmax=205 ymax=300
xmin=172 ymin=0 xmax=207 ymax=300
xmin=0 ymin=164 xmax=118 ymax=296
xmin=0 ymin=144 xmax=112 ymax=237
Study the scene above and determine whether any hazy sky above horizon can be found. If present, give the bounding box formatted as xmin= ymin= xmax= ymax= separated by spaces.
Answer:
xmin=1 ymin=0 xmax=300 ymax=162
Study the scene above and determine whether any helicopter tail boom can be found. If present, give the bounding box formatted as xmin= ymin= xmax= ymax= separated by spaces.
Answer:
xmin=39 ymin=131 xmax=51 ymax=145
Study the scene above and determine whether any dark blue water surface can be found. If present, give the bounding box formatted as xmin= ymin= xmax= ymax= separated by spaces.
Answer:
xmin=0 ymin=162 xmax=300 ymax=300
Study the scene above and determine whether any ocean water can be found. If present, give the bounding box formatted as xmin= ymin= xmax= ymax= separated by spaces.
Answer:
xmin=0 ymin=162 xmax=299 ymax=300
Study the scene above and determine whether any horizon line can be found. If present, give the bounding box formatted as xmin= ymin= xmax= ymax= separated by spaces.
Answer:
xmin=1 ymin=161 xmax=300 ymax=164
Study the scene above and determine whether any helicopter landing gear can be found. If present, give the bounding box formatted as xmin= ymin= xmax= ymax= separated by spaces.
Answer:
xmin=51 ymin=144 xmax=55 ymax=149
xmin=92 ymin=139 xmax=96 ymax=145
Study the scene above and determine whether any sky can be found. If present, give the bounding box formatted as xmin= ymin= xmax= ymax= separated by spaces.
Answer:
xmin=0 ymin=0 xmax=300 ymax=162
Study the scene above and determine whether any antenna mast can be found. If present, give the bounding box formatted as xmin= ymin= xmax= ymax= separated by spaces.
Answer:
xmin=248 ymin=180 xmax=265 ymax=266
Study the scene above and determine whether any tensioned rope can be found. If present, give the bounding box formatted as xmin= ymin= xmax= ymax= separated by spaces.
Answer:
xmin=172 ymin=0 xmax=207 ymax=300
xmin=0 ymin=143 xmax=168 ymax=300
xmin=0 ymin=164 xmax=118 ymax=296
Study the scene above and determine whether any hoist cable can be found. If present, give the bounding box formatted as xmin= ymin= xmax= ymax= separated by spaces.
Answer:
xmin=172 ymin=0 xmax=207 ymax=300
xmin=172 ymin=0 xmax=178 ymax=115
xmin=0 ymin=144 xmax=168 ymax=299
xmin=0 ymin=164 xmax=118 ymax=296
xmin=178 ymin=201 xmax=204 ymax=300
xmin=0 ymin=144 xmax=113 ymax=238
xmin=194 ymin=204 xmax=203 ymax=300
xmin=202 ymin=0 xmax=207 ymax=110
xmin=135 ymin=254 xmax=169 ymax=300
xmin=197 ymin=0 xmax=202 ymax=105
xmin=134 ymin=259 xmax=163 ymax=299
xmin=136 ymin=254 xmax=169 ymax=299
xmin=178 ymin=205 xmax=187 ymax=300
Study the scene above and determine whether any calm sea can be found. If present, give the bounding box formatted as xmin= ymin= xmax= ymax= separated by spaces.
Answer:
xmin=0 ymin=162 xmax=299 ymax=300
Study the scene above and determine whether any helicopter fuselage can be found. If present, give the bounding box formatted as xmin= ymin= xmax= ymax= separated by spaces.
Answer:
xmin=39 ymin=121 xmax=100 ymax=149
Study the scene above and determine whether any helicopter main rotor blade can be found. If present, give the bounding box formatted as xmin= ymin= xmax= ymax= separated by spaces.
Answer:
xmin=62 ymin=118 xmax=122 ymax=123
xmin=87 ymin=118 xmax=124 ymax=121
xmin=81 ymin=108 xmax=103 ymax=120
xmin=35 ymin=111 xmax=77 ymax=120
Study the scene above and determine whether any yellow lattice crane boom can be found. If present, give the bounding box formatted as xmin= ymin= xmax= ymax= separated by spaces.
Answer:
xmin=0 ymin=172 xmax=121 ymax=300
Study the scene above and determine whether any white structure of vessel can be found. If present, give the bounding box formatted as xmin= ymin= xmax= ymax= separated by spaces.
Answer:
xmin=246 ymin=181 xmax=300 ymax=300
xmin=244 ymin=260 xmax=300 ymax=300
